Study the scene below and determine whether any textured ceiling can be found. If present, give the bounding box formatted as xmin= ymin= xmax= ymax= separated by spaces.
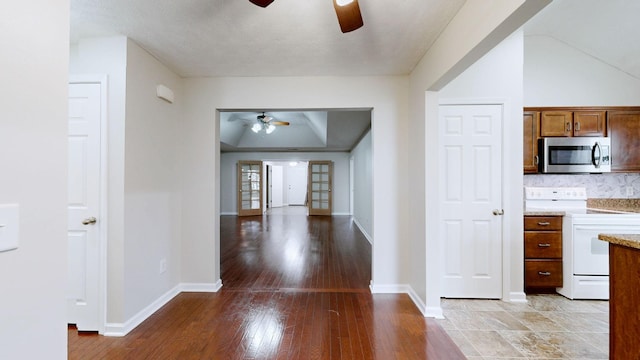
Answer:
xmin=524 ymin=0 xmax=640 ymax=80
xmin=70 ymin=0 xmax=466 ymax=77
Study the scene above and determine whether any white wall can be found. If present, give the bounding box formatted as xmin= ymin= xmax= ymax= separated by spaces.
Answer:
xmin=123 ymin=39 xmax=183 ymax=320
xmin=0 ymin=1 xmax=69 ymax=358
xmin=181 ymin=76 xmax=408 ymax=289
xmin=221 ymin=152 xmax=351 ymax=215
xmin=439 ymin=30 xmax=526 ymax=302
xmin=524 ymin=35 xmax=640 ymax=106
xmin=350 ymin=130 xmax=373 ymax=241
xmin=70 ymin=36 xmax=129 ymax=323
xmin=407 ymin=0 xmax=549 ymax=315
xmin=70 ymin=37 xmax=185 ymax=328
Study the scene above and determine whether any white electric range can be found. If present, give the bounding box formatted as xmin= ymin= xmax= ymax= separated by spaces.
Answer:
xmin=525 ymin=186 xmax=640 ymax=300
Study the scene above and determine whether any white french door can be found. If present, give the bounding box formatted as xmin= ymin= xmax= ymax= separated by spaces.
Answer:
xmin=67 ymin=82 xmax=102 ymax=330
xmin=439 ymin=104 xmax=503 ymax=298
xmin=237 ymin=161 xmax=263 ymax=216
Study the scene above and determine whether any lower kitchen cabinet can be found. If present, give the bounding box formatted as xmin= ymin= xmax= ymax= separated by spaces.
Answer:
xmin=524 ymin=215 xmax=563 ymax=292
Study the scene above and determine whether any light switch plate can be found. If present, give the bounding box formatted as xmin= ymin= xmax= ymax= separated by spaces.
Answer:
xmin=0 ymin=204 xmax=19 ymax=252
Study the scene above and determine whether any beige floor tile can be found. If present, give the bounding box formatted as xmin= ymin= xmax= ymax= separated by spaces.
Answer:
xmin=478 ymin=311 xmax=531 ymax=331
xmin=537 ymin=331 xmax=608 ymax=359
xmin=498 ymin=330 xmax=565 ymax=358
xmin=445 ymin=329 xmax=481 ymax=357
xmin=461 ymin=330 xmax=527 ymax=358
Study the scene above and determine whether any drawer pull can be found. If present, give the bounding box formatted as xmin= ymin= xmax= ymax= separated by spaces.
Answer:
xmin=538 ymin=271 xmax=551 ymax=276
xmin=538 ymin=243 xmax=551 ymax=248
xmin=537 ymin=221 xmax=551 ymax=226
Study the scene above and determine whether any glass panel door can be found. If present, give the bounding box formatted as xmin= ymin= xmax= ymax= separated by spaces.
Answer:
xmin=307 ymin=160 xmax=332 ymax=216
xmin=237 ymin=161 xmax=263 ymax=216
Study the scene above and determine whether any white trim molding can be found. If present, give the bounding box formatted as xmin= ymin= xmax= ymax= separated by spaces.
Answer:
xmin=369 ymin=283 xmax=442 ymax=318
xmin=352 ymin=218 xmax=373 ymax=244
xmin=103 ymin=280 xmax=223 ymax=337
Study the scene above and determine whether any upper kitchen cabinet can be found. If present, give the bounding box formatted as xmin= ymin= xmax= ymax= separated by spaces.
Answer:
xmin=608 ymin=111 xmax=640 ymax=172
xmin=540 ymin=110 xmax=606 ymax=137
xmin=523 ymin=111 xmax=540 ymax=174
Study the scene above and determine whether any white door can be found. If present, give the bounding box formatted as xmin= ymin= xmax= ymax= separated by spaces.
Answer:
xmin=440 ymin=104 xmax=503 ymax=298
xmin=287 ymin=165 xmax=307 ymax=206
xmin=271 ymin=165 xmax=284 ymax=208
xmin=67 ymin=83 xmax=102 ymax=330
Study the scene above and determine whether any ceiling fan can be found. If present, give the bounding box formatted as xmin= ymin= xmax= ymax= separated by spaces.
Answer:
xmin=248 ymin=0 xmax=363 ymax=33
xmin=252 ymin=112 xmax=290 ymax=134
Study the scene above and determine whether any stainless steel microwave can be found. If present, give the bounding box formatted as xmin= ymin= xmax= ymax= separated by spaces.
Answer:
xmin=539 ymin=137 xmax=611 ymax=173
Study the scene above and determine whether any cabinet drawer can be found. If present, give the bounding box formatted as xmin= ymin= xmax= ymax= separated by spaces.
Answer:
xmin=524 ymin=216 xmax=562 ymax=231
xmin=524 ymin=232 xmax=562 ymax=258
xmin=525 ymin=260 xmax=562 ymax=287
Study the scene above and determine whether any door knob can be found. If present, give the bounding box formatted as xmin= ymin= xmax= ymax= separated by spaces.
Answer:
xmin=492 ymin=209 xmax=504 ymax=216
xmin=82 ymin=217 xmax=97 ymax=225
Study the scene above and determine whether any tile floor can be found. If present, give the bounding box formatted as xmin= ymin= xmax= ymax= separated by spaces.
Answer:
xmin=436 ymin=294 xmax=609 ymax=359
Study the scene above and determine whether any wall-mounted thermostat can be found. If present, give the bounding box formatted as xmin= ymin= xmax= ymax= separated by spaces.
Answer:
xmin=0 ymin=204 xmax=19 ymax=252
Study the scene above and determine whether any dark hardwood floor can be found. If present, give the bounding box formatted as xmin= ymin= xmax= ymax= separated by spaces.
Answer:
xmin=69 ymin=209 xmax=465 ymax=359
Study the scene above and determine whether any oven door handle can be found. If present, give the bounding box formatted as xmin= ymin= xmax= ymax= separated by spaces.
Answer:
xmin=592 ymin=141 xmax=602 ymax=168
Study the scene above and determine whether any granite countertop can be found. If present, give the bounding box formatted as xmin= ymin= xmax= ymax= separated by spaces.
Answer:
xmin=588 ymin=198 xmax=640 ymax=213
xmin=598 ymin=234 xmax=640 ymax=250
xmin=523 ymin=211 xmax=565 ymax=216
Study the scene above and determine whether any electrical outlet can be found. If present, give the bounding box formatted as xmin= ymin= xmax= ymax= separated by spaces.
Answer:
xmin=160 ymin=258 xmax=167 ymax=274
xmin=626 ymin=186 xmax=634 ymax=197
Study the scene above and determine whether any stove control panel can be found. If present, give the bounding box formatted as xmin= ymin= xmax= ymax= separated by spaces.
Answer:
xmin=524 ymin=187 xmax=587 ymax=201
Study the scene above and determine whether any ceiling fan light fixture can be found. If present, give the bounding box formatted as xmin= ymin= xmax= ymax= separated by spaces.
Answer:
xmin=333 ymin=0 xmax=363 ymax=33
xmin=251 ymin=123 xmax=262 ymax=133
xmin=249 ymin=0 xmax=274 ymax=7
xmin=266 ymin=124 xmax=276 ymax=134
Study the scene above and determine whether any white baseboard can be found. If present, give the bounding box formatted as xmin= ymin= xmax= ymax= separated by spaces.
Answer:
xmin=221 ymin=212 xmax=237 ymax=216
xmin=103 ymin=280 xmax=223 ymax=337
xmin=352 ymin=218 xmax=373 ymax=244
xmin=181 ymin=280 xmax=223 ymax=292
xmin=506 ymin=291 xmax=528 ymax=303
xmin=369 ymin=283 xmax=441 ymax=318
xmin=332 ymin=212 xmax=351 ymax=216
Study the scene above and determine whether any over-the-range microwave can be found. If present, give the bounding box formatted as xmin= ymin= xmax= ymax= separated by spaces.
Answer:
xmin=539 ymin=137 xmax=611 ymax=173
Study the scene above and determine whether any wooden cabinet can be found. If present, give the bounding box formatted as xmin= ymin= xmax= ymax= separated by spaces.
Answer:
xmin=523 ymin=111 xmax=540 ymax=173
xmin=524 ymin=215 xmax=563 ymax=291
xmin=540 ymin=110 xmax=606 ymax=137
xmin=608 ymin=111 xmax=640 ymax=172
xmin=608 ymin=243 xmax=640 ymax=359
xmin=574 ymin=111 xmax=607 ymax=136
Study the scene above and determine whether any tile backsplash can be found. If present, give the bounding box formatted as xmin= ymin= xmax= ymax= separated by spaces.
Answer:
xmin=523 ymin=173 xmax=640 ymax=198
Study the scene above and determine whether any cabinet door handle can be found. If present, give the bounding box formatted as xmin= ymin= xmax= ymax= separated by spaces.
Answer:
xmin=538 ymin=243 xmax=551 ymax=247
xmin=537 ymin=221 xmax=550 ymax=226
xmin=575 ymin=121 xmax=580 ymax=131
xmin=538 ymin=271 xmax=551 ymax=276
xmin=566 ymin=121 xmax=572 ymax=132
xmin=534 ymin=155 xmax=539 ymax=165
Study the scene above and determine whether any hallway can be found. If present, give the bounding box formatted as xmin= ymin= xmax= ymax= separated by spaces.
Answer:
xmin=68 ymin=209 xmax=465 ymax=359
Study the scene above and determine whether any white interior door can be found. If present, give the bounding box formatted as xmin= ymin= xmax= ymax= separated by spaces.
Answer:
xmin=440 ymin=104 xmax=503 ymax=298
xmin=287 ymin=165 xmax=307 ymax=206
xmin=271 ymin=165 xmax=284 ymax=208
xmin=67 ymin=82 xmax=102 ymax=330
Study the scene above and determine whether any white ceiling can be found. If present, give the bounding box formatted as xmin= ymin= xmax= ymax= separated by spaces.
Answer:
xmin=71 ymin=0 xmax=638 ymax=152
xmin=70 ymin=0 xmax=466 ymax=77
xmin=524 ymin=0 xmax=640 ymax=80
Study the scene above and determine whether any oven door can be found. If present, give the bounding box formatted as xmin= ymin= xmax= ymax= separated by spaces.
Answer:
xmin=572 ymin=223 xmax=640 ymax=275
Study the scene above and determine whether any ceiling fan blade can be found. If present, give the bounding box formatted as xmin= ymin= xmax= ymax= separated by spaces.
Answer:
xmin=271 ymin=121 xmax=290 ymax=126
xmin=333 ymin=0 xmax=364 ymax=33
xmin=249 ymin=0 xmax=274 ymax=8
